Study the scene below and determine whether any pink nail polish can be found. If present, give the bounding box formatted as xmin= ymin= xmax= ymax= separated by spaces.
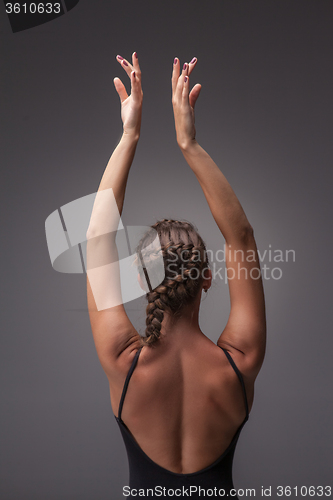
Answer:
xmin=183 ymin=63 xmax=187 ymax=70
xmin=123 ymin=60 xmax=128 ymax=66
xmin=190 ymin=57 xmax=197 ymax=64
xmin=184 ymin=76 xmax=188 ymax=83
xmin=174 ymin=58 xmax=177 ymax=64
xmin=117 ymin=55 xmax=124 ymax=60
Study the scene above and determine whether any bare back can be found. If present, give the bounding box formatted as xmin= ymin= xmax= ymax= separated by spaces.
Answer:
xmin=109 ymin=334 xmax=253 ymax=475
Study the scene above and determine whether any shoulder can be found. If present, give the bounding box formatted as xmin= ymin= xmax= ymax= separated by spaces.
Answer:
xmin=104 ymin=341 xmax=143 ymax=384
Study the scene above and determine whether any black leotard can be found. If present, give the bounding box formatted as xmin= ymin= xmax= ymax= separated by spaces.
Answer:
xmin=114 ymin=346 xmax=249 ymax=499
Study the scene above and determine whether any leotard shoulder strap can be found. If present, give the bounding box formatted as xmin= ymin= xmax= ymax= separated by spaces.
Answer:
xmin=219 ymin=346 xmax=249 ymax=421
xmin=117 ymin=347 xmax=143 ymax=421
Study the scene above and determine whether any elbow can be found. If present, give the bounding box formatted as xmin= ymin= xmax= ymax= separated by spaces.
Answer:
xmin=246 ymin=224 xmax=254 ymax=238
xmin=86 ymin=227 xmax=96 ymax=240
xmin=239 ymin=224 xmax=254 ymax=243
xmin=225 ymin=224 xmax=254 ymax=247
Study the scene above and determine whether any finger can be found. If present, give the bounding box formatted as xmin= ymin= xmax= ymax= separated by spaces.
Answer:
xmin=188 ymin=57 xmax=197 ymax=77
xmin=182 ymin=74 xmax=190 ymax=104
xmin=131 ymin=52 xmax=142 ymax=81
xmin=116 ymin=55 xmax=134 ymax=79
xmin=130 ymin=70 xmax=141 ymax=104
xmin=174 ymin=62 xmax=188 ymax=102
xmin=172 ymin=57 xmax=180 ymax=95
xmin=189 ymin=83 xmax=202 ymax=108
xmin=113 ymin=77 xmax=128 ymax=103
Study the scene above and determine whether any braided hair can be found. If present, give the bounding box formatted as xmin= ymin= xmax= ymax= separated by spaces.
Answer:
xmin=135 ymin=219 xmax=210 ymax=347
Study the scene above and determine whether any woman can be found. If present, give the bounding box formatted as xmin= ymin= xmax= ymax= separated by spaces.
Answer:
xmin=86 ymin=52 xmax=266 ymax=499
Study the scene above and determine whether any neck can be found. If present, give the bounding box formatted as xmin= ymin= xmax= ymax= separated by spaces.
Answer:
xmin=160 ymin=291 xmax=203 ymax=340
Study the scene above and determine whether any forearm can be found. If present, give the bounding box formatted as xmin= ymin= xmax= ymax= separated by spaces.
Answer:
xmin=180 ymin=140 xmax=252 ymax=244
xmin=86 ymin=132 xmax=139 ymax=237
xmin=97 ymin=131 xmax=138 ymax=213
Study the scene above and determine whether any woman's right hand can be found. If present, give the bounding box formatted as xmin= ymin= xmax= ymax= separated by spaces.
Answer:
xmin=114 ymin=52 xmax=143 ymax=140
xmin=172 ymin=57 xmax=201 ymax=150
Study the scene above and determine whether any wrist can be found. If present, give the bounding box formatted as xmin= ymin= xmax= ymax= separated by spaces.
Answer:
xmin=122 ymin=129 xmax=140 ymax=144
xmin=178 ymin=138 xmax=199 ymax=154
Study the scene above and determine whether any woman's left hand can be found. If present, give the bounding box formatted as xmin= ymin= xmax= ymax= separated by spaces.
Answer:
xmin=172 ymin=57 xmax=201 ymax=150
xmin=114 ymin=52 xmax=143 ymax=139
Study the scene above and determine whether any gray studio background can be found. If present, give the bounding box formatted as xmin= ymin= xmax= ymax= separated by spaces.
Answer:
xmin=1 ymin=1 xmax=332 ymax=499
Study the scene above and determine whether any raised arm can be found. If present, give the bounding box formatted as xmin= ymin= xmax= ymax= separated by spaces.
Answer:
xmin=86 ymin=52 xmax=143 ymax=380
xmin=172 ymin=58 xmax=266 ymax=381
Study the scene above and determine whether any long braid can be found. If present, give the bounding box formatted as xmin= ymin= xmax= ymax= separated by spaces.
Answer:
xmin=135 ymin=219 xmax=209 ymax=347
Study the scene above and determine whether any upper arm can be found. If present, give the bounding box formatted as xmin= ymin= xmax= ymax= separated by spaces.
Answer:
xmin=86 ymin=230 xmax=141 ymax=379
xmin=217 ymin=229 xmax=266 ymax=381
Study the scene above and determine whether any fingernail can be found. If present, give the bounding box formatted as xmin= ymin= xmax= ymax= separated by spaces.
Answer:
xmin=184 ymin=76 xmax=188 ymax=83
xmin=123 ymin=60 xmax=128 ymax=66
xmin=134 ymin=52 xmax=138 ymax=58
xmin=190 ymin=57 xmax=197 ymax=64
xmin=133 ymin=71 xmax=136 ymax=77
xmin=183 ymin=63 xmax=187 ymax=70
xmin=174 ymin=58 xmax=177 ymax=64
xmin=117 ymin=55 xmax=123 ymax=60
